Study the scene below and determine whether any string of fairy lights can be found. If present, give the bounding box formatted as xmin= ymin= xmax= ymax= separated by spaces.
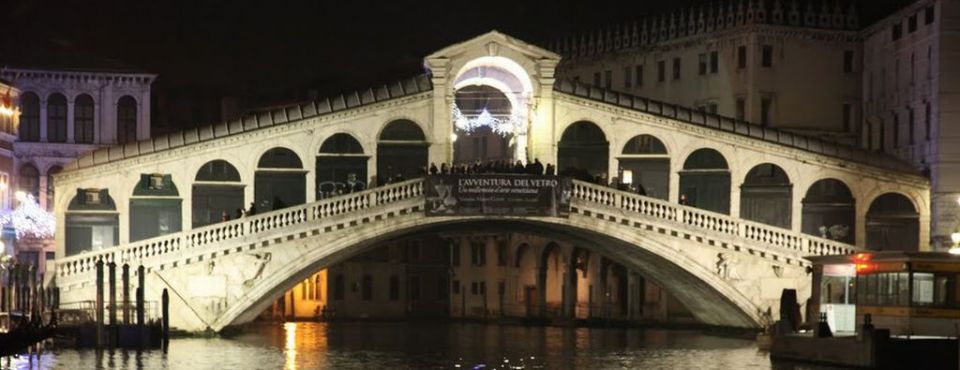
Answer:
xmin=0 ymin=192 xmax=56 ymax=240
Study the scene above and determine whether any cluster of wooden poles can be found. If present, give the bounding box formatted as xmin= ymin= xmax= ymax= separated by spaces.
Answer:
xmin=91 ymin=260 xmax=169 ymax=349
xmin=0 ymin=263 xmax=52 ymax=326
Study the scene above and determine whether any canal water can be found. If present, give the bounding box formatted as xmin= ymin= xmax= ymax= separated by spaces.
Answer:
xmin=2 ymin=322 xmax=842 ymax=369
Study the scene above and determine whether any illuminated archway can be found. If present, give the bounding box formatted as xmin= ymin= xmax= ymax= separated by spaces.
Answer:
xmin=452 ymin=56 xmax=534 ymax=162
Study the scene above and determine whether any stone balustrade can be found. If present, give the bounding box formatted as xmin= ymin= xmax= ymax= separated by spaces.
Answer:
xmin=54 ymin=179 xmax=424 ymax=281
xmin=571 ymin=181 xmax=859 ymax=257
xmin=54 ymin=177 xmax=853 ymax=287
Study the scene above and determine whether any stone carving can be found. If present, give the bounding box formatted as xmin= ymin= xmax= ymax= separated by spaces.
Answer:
xmin=240 ymin=252 xmax=272 ymax=288
xmin=716 ymin=253 xmax=729 ymax=278
xmin=772 ymin=265 xmax=783 ymax=278
xmin=716 ymin=252 xmax=740 ymax=280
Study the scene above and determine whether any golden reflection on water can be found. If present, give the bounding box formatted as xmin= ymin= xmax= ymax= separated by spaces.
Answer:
xmin=284 ymin=322 xmax=297 ymax=370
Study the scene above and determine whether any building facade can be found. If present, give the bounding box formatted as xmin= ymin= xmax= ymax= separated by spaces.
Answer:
xmin=553 ymin=0 xmax=862 ymax=143
xmin=553 ymin=0 xmax=960 ymax=250
xmin=0 ymin=66 xmax=155 ymax=272
xmin=0 ymin=80 xmax=20 ymax=259
xmin=860 ymin=0 xmax=960 ymax=249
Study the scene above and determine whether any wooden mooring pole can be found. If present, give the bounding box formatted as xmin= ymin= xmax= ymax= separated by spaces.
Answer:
xmin=108 ymin=262 xmax=117 ymax=345
xmin=95 ymin=259 xmax=104 ymax=348
xmin=136 ymin=265 xmax=145 ymax=326
xmin=161 ymin=288 xmax=169 ymax=346
xmin=122 ymin=264 xmax=130 ymax=325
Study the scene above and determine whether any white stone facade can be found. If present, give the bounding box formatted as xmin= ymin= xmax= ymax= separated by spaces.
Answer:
xmin=0 ymin=67 xmax=155 ymax=272
xmin=46 ymin=31 xmax=931 ymax=332
xmin=553 ymin=0 xmax=960 ymax=250
xmin=553 ymin=1 xmax=862 ymax=142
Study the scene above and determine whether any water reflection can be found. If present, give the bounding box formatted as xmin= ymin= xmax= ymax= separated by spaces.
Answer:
xmin=1 ymin=322 xmax=843 ymax=370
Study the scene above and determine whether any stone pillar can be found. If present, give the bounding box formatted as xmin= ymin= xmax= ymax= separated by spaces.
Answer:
xmin=66 ymin=98 xmax=75 ymax=143
xmin=855 ymin=192 xmax=867 ymax=247
xmin=530 ymin=59 xmax=560 ymax=166
xmin=729 ymin=166 xmax=742 ymax=218
xmin=140 ymin=86 xmax=151 ymax=140
xmin=102 ymin=83 xmax=115 ymax=144
xmin=425 ymin=57 xmax=452 ymax=166
xmin=39 ymin=95 xmax=48 ymax=142
xmin=179 ymin=172 xmax=192 ymax=231
xmin=791 ymin=182 xmax=804 ymax=232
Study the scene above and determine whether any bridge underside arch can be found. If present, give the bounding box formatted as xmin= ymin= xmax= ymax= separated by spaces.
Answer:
xmin=216 ymin=218 xmax=759 ymax=331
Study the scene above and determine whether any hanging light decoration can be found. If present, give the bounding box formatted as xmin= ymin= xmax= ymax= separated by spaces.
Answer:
xmin=452 ymin=104 xmax=525 ymax=137
xmin=0 ymin=192 xmax=56 ymax=240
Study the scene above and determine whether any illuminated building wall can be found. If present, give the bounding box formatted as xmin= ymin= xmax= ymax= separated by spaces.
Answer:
xmin=0 ymin=67 xmax=156 ymax=273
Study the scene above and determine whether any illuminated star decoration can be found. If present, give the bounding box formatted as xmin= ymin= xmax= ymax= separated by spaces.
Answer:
xmin=0 ymin=193 xmax=56 ymax=239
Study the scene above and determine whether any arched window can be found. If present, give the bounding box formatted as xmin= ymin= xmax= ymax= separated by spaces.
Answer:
xmin=317 ymin=133 xmax=368 ymax=198
xmin=740 ymin=163 xmax=791 ymax=228
xmin=257 ymin=147 xmax=303 ymax=169
xmin=66 ymin=189 xmax=119 ymax=255
xmin=255 ymin=148 xmax=305 ymax=211
xmin=19 ymin=164 xmax=40 ymax=199
xmin=117 ymin=96 xmax=137 ymax=144
xmin=19 ymin=92 xmax=40 ymax=141
xmin=679 ymin=148 xmax=731 ymax=214
xmin=377 ymin=120 xmax=427 ymax=184
xmin=74 ymin=94 xmax=95 ymax=143
xmin=380 ymin=119 xmax=426 ymax=141
xmin=619 ymin=134 xmax=669 ymax=199
xmin=47 ymin=93 xmax=67 ymax=142
xmin=802 ymin=179 xmax=855 ymax=243
xmin=558 ymin=121 xmax=609 ymax=180
xmin=195 ymin=160 xmax=241 ymax=182
xmin=130 ymin=174 xmax=182 ymax=242
xmin=193 ymin=160 xmax=244 ymax=228
xmin=866 ymin=193 xmax=919 ymax=251
xmin=46 ymin=165 xmax=62 ymax=211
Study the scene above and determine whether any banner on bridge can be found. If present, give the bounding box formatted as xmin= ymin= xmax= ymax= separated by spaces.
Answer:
xmin=424 ymin=175 xmax=572 ymax=217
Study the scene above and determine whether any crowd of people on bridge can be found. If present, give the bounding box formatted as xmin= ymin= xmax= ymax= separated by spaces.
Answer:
xmin=424 ymin=159 xmax=554 ymax=177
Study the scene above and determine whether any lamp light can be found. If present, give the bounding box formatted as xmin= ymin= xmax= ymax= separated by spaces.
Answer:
xmin=950 ymin=232 xmax=960 ymax=255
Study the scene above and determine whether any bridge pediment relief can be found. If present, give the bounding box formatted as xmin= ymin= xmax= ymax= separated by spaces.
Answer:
xmin=425 ymin=30 xmax=561 ymax=87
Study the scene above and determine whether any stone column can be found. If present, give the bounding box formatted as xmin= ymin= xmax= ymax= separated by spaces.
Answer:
xmin=102 ymin=84 xmax=115 ymax=144
xmin=66 ymin=97 xmax=75 ymax=143
xmin=39 ymin=95 xmax=48 ymax=142
xmin=425 ymin=57 xmax=452 ymax=166
xmin=729 ymin=165 xmax=742 ymax=218
xmin=530 ymin=59 xmax=560 ymax=166
xmin=140 ymin=86 xmax=151 ymax=140
xmin=854 ymin=192 xmax=867 ymax=247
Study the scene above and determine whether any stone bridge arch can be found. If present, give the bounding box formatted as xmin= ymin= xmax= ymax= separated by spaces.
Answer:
xmin=198 ymin=215 xmax=763 ymax=332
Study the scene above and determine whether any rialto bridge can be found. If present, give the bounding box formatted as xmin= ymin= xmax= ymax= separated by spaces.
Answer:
xmin=47 ymin=31 xmax=928 ymax=332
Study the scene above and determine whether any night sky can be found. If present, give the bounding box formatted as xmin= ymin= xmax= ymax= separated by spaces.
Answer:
xmin=3 ymin=0 xmax=909 ymax=129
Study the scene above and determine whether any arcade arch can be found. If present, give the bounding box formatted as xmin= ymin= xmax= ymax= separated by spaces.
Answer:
xmin=64 ymin=189 xmax=119 ymax=256
xmin=192 ymin=160 xmax=244 ymax=228
xmin=740 ymin=163 xmax=792 ymax=228
xmin=618 ymin=134 xmax=670 ymax=199
xmin=377 ymin=119 xmax=428 ymax=183
xmin=679 ymin=148 xmax=731 ymax=214
xmin=558 ymin=121 xmax=609 ymax=180
xmin=255 ymin=147 xmax=305 ymax=212
xmin=316 ymin=133 xmax=368 ymax=198
xmin=802 ymin=179 xmax=856 ymax=243
xmin=866 ymin=193 xmax=920 ymax=251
